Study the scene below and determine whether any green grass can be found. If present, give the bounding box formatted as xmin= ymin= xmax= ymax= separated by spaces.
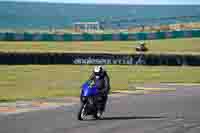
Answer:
xmin=0 ymin=37 xmax=200 ymax=101
xmin=0 ymin=65 xmax=200 ymax=101
xmin=0 ymin=38 xmax=200 ymax=54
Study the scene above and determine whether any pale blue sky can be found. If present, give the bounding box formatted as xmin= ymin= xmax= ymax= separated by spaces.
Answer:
xmin=1 ymin=0 xmax=200 ymax=5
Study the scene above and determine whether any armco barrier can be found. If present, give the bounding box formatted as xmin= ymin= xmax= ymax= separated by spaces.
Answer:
xmin=1 ymin=29 xmax=200 ymax=41
xmin=0 ymin=52 xmax=200 ymax=66
xmin=0 ymin=33 xmax=6 ymax=41
xmin=63 ymin=34 xmax=72 ymax=41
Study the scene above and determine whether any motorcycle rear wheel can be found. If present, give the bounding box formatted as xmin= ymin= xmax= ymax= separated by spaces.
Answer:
xmin=93 ymin=109 xmax=103 ymax=120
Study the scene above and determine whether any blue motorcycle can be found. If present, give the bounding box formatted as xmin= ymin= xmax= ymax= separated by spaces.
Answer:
xmin=78 ymin=80 xmax=104 ymax=120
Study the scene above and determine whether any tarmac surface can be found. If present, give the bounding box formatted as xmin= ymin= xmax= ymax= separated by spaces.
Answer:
xmin=0 ymin=84 xmax=200 ymax=133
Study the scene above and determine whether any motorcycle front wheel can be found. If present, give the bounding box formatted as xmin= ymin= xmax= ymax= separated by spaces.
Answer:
xmin=77 ymin=103 xmax=87 ymax=120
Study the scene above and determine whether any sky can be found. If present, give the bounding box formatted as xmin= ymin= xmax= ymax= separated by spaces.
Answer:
xmin=1 ymin=0 xmax=200 ymax=5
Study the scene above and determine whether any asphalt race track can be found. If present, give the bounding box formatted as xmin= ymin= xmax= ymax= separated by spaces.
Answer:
xmin=1 ymin=84 xmax=200 ymax=133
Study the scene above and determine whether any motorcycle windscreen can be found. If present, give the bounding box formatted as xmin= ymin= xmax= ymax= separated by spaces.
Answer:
xmin=81 ymin=82 xmax=98 ymax=97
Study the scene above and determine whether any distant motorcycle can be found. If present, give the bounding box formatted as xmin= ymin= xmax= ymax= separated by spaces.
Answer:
xmin=78 ymin=80 xmax=104 ymax=120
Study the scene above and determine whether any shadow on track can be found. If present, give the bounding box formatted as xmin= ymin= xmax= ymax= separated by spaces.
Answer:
xmin=100 ymin=116 xmax=166 ymax=121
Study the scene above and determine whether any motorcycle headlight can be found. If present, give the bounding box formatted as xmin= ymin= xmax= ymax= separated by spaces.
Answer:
xmin=88 ymin=98 xmax=93 ymax=104
xmin=81 ymin=96 xmax=86 ymax=102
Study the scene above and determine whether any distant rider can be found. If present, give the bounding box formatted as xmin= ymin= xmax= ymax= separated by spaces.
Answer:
xmin=136 ymin=41 xmax=148 ymax=52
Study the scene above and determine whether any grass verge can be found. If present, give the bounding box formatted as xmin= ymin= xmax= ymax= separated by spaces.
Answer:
xmin=0 ymin=38 xmax=200 ymax=54
xmin=0 ymin=65 xmax=200 ymax=101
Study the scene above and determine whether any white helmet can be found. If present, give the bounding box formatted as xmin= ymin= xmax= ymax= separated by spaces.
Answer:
xmin=94 ymin=65 xmax=103 ymax=73
xmin=139 ymin=41 xmax=145 ymax=46
xmin=93 ymin=66 xmax=105 ymax=78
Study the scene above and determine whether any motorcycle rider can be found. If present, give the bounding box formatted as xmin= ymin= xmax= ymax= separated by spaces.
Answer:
xmin=136 ymin=41 xmax=148 ymax=52
xmin=88 ymin=66 xmax=110 ymax=114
